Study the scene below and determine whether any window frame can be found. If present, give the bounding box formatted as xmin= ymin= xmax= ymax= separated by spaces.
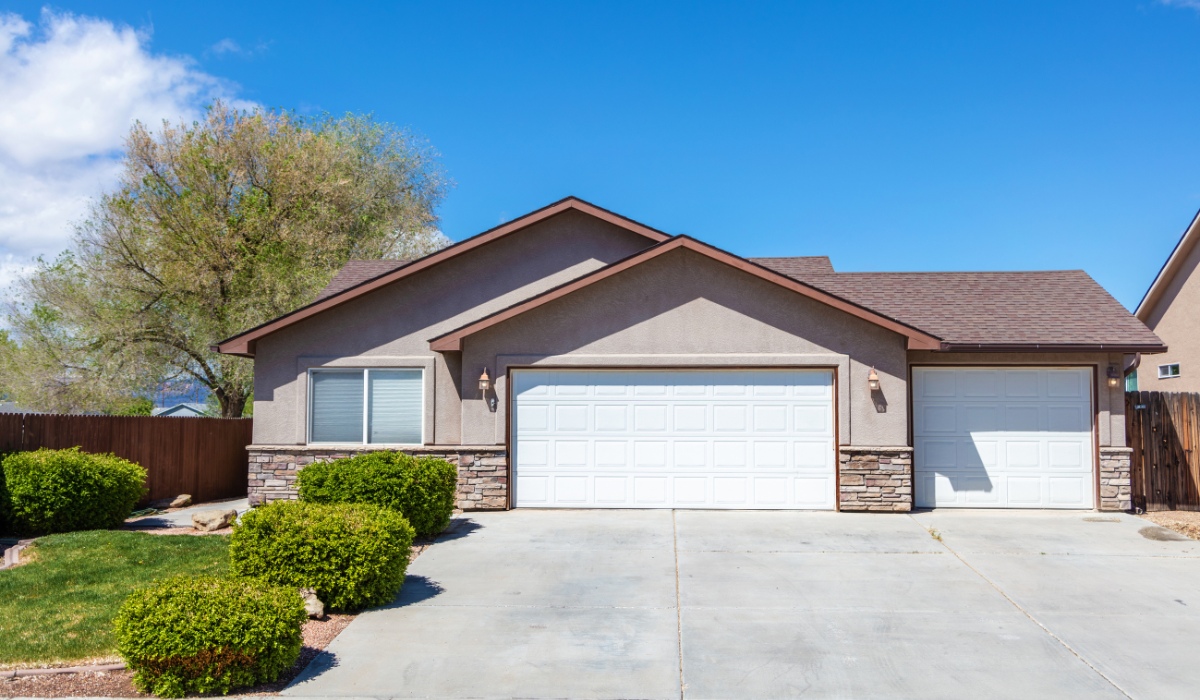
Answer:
xmin=1158 ymin=363 xmax=1182 ymax=380
xmin=307 ymin=367 xmax=424 ymax=445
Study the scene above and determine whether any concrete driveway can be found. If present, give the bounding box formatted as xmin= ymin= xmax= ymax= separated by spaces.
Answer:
xmin=286 ymin=509 xmax=1200 ymax=699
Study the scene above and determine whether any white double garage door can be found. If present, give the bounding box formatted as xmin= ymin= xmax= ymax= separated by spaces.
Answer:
xmin=511 ymin=367 xmax=1096 ymax=510
xmin=513 ymin=369 xmax=837 ymax=509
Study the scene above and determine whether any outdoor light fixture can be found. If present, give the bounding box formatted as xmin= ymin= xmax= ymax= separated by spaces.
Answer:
xmin=1107 ymin=366 xmax=1121 ymax=388
xmin=867 ymin=367 xmax=881 ymax=391
xmin=478 ymin=368 xmax=491 ymax=394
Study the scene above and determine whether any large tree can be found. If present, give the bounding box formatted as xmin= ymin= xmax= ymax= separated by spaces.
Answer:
xmin=2 ymin=102 xmax=448 ymax=417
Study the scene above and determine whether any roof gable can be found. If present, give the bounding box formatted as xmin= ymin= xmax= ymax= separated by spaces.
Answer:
xmin=1137 ymin=208 xmax=1200 ymax=323
xmin=215 ymin=197 xmax=670 ymax=357
xmin=428 ymin=237 xmax=945 ymax=352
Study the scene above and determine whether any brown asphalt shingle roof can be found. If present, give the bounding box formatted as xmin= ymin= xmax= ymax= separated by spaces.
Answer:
xmin=315 ymin=260 xmax=407 ymax=301
xmin=754 ymin=260 xmax=1162 ymax=349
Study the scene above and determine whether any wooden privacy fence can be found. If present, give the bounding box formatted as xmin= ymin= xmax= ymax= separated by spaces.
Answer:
xmin=0 ymin=413 xmax=252 ymax=504
xmin=1126 ymin=391 xmax=1200 ymax=512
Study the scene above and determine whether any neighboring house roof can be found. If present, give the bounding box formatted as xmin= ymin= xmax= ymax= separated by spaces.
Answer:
xmin=1136 ymin=208 xmax=1200 ymax=322
xmin=214 ymin=196 xmax=670 ymax=357
xmin=0 ymin=401 xmax=34 ymax=414
xmin=764 ymin=267 xmax=1163 ymax=351
xmin=152 ymin=402 xmax=208 ymax=417
xmin=429 ymin=237 xmax=944 ymax=352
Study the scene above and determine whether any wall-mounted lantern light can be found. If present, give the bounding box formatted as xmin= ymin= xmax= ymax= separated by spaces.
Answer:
xmin=1107 ymin=365 xmax=1121 ymax=388
xmin=867 ymin=367 xmax=881 ymax=392
xmin=478 ymin=368 xmax=491 ymax=394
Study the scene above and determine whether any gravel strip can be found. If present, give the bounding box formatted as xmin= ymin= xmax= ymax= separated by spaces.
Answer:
xmin=1141 ymin=510 xmax=1200 ymax=540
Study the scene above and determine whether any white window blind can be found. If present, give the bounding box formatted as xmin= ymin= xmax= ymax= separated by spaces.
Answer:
xmin=368 ymin=369 xmax=423 ymax=444
xmin=310 ymin=371 xmax=365 ymax=443
xmin=309 ymin=368 xmax=423 ymax=444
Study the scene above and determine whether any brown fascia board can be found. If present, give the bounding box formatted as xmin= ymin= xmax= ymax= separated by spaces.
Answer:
xmin=428 ymin=236 xmax=946 ymax=352
xmin=213 ymin=196 xmax=672 ymax=357
xmin=1136 ymin=207 xmax=1200 ymax=322
xmin=939 ymin=342 xmax=1168 ymax=354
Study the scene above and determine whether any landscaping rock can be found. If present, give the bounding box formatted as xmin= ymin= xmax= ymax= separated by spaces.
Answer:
xmin=300 ymin=587 xmax=326 ymax=619
xmin=169 ymin=494 xmax=193 ymax=508
xmin=192 ymin=509 xmax=237 ymax=532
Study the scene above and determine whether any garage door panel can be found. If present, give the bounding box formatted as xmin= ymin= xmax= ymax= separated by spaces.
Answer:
xmin=513 ymin=369 xmax=835 ymax=509
xmin=914 ymin=367 xmax=1094 ymax=509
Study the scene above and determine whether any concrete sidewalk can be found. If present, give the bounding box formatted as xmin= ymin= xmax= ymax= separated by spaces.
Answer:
xmin=284 ymin=509 xmax=1200 ymax=699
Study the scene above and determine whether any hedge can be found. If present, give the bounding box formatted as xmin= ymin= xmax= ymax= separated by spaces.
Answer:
xmin=229 ymin=501 xmax=415 ymax=611
xmin=114 ymin=576 xmax=305 ymax=698
xmin=1 ymin=448 xmax=147 ymax=535
xmin=296 ymin=451 xmax=457 ymax=536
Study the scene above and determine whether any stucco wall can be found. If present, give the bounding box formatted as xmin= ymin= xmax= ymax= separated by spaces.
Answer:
xmin=460 ymin=247 xmax=911 ymax=448
xmin=906 ymin=350 xmax=1127 ymax=447
xmin=251 ymin=210 xmax=656 ymax=444
xmin=1139 ymin=236 xmax=1200 ymax=391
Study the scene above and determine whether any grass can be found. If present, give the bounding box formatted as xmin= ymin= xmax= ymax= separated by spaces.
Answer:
xmin=0 ymin=530 xmax=229 ymax=667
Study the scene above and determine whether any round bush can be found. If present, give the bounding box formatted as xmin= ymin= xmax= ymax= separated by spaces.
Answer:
xmin=113 ymin=576 xmax=305 ymax=698
xmin=296 ymin=451 xmax=457 ymax=537
xmin=1 ymin=447 xmax=147 ymax=534
xmin=229 ymin=501 xmax=415 ymax=611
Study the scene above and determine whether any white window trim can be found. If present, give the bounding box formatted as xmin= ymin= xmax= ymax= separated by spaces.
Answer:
xmin=1158 ymin=363 xmax=1182 ymax=380
xmin=306 ymin=367 xmax=425 ymax=446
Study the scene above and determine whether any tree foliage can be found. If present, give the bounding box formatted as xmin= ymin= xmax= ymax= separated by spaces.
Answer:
xmin=1 ymin=102 xmax=448 ymax=416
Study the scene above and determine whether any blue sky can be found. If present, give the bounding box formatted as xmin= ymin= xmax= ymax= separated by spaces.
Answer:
xmin=3 ymin=1 xmax=1199 ymax=309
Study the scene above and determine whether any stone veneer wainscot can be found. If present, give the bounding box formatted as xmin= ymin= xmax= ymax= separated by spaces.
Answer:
xmin=1098 ymin=446 xmax=1132 ymax=512
xmin=838 ymin=446 xmax=914 ymax=512
xmin=247 ymin=446 xmax=508 ymax=511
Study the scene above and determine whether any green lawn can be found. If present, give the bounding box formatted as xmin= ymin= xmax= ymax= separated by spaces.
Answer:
xmin=0 ymin=530 xmax=229 ymax=667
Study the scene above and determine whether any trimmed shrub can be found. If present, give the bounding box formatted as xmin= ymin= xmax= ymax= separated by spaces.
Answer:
xmin=113 ymin=576 xmax=305 ymax=698
xmin=229 ymin=501 xmax=415 ymax=611
xmin=1 ymin=448 xmax=147 ymax=534
xmin=296 ymin=451 xmax=457 ymax=537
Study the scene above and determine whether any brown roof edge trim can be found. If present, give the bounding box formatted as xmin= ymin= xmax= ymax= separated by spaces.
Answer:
xmin=214 ymin=196 xmax=671 ymax=357
xmin=936 ymin=343 xmax=1169 ymax=354
xmin=428 ymin=235 xmax=945 ymax=352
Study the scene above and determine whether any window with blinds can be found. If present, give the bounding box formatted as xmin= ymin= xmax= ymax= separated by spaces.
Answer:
xmin=309 ymin=369 xmax=423 ymax=444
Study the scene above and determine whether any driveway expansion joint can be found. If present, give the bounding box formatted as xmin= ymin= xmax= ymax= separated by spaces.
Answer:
xmin=908 ymin=514 xmax=1135 ymax=700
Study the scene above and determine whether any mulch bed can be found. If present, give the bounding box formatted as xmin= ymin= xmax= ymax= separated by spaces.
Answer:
xmin=1140 ymin=511 xmax=1200 ymax=540
xmin=0 ymin=532 xmax=441 ymax=697
xmin=0 ymin=615 xmax=354 ymax=697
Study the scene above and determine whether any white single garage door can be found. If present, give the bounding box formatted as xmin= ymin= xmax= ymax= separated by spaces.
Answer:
xmin=913 ymin=367 xmax=1095 ymax=509
xmin=512 ymin=369 xmax=835 ymax=509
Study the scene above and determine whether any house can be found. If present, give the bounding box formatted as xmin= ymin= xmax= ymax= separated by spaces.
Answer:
xmin=152 ymin=402 xmax=209 ymax=418
xmin=216 ymin=197 xmax=1164 ymax=513
xmin=1135 ymin=209 xmax=1200 ymax=391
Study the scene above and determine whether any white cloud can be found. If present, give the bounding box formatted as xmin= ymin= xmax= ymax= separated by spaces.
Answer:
xmin=0 ymin=10 xmax=246 ymax=299
xmin=1160 ymin=0 xmax=1200 ymax=10
xmin=207 ymin=38 xmax=268 ymax=58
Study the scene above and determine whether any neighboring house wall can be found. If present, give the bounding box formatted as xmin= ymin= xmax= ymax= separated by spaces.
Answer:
xmin=1138 ymin=232 xmax=1200 ymax=392
xmin=462 ymin=247 xmax=910 ymax=448
xmin=251 ymin=210 xmax=656 ymax=445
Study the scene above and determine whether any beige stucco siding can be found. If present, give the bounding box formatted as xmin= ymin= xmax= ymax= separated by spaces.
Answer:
xmin=1139 ymin=235 xmax=1200 ymax=391
xmin=251 ymin=210 xmax=656 ymax=444
xmin=460 ymin=247 xmax=911 ymax=448
xmin=906 ymin=350 xmax=1127 ymax=447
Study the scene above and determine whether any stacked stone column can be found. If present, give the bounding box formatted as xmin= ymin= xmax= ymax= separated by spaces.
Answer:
xmin=838 ymin=447 xmax=913 ymax=512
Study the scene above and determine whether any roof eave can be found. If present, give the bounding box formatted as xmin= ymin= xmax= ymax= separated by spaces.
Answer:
xmin=935 ymin=342 xmax=1168 ymax=354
